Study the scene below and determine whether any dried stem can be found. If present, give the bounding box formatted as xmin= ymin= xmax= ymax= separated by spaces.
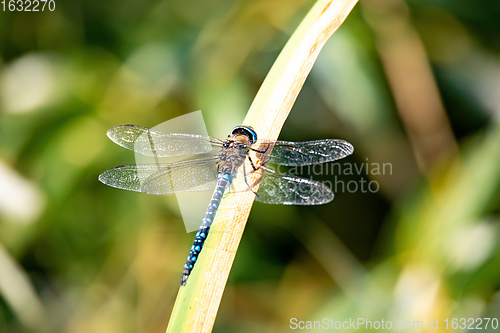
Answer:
xmin=166 ymin=0 xmax=358 ymax=332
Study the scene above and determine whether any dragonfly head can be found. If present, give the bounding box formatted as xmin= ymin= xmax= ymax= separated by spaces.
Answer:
xmin=231 ymin=126 xmax=257 ymax=144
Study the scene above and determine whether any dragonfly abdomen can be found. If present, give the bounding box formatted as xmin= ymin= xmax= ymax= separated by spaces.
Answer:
xmin=181 ymin=167 xmax=236 ymax=285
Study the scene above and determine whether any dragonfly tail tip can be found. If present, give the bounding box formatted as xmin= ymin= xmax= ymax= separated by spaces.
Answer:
xmin=180 ymin=274 xmax=189 ymax=286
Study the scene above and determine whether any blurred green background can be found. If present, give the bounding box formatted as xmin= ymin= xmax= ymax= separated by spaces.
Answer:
xmin=1 ymin=0 xmax=500 ymax=332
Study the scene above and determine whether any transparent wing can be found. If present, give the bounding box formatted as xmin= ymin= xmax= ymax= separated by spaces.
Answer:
xmin=107 ymin=124 xmax=222 ymax=157
xmin=255 ymin=166 xmax=333 ymax=205
xmin=266 ymin=139 xmax=354 ymax=166
xmin=98 ymin=157 xmax=218 ymax=195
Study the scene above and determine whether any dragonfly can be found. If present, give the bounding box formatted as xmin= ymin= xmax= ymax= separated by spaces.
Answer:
xmin=99 ymin=124 xmax=354 ymax=285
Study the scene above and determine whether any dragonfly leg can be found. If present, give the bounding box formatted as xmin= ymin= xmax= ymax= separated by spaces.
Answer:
xmin=250 ymin=142 xmax=270 ymax=154
xmin=244 ymin=156 xmax=273 ymax=195
xmin=243 ymin=161 xmax=258 ymax=195
xmin=248 ymin=155 xmax=259 ymax=171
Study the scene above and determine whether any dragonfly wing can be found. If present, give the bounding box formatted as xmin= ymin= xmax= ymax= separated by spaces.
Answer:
xmin=268 ymin=139 xmax=353 ymax=166
xmin=99 ymin=157 xmax=218 ymax=195
xmin=255 ymin=166 xmax=333 ymax=205
xmin=107 ymin=124 xmax=221 ymax=157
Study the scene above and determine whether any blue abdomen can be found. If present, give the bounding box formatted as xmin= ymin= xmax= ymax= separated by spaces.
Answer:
xmin=181 ymin=169 xmax=235 ymax=285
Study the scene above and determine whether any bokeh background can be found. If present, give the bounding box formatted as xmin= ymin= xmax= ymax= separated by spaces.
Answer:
xmin=1 ymin=0 xmax=500 ymax=332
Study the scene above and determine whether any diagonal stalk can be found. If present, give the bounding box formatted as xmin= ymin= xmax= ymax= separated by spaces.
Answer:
xmin=166 ymin=0 xmax=358 ymax=332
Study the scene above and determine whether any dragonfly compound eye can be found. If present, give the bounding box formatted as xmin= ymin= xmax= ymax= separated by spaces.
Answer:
xmin=231 ymin=126 xmax=257 ymax=144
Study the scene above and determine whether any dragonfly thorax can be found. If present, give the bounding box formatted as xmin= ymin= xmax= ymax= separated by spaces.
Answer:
xmin=218 ymin=144 xmax=249 ymax=164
